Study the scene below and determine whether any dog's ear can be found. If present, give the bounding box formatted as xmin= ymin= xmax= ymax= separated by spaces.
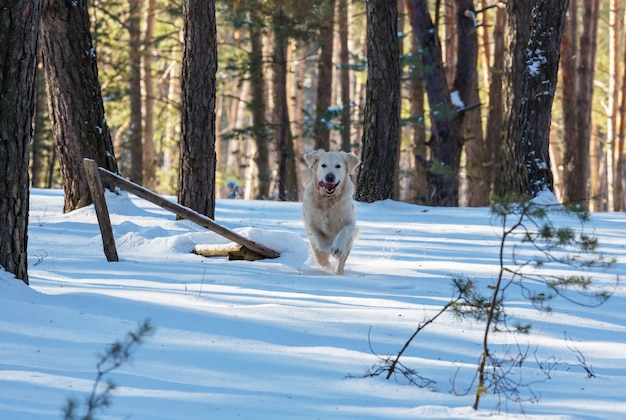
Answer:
xmin=303 ymin=150 xmax=321 ymax=168
xmin=344 ymin=153 xmax=361 ymax=174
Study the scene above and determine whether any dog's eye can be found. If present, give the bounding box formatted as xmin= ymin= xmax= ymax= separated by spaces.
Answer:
xmin=335 ymin=164 xmax=341 ymax=169
xmin=321 ymin=163 xmax=327 ymax=168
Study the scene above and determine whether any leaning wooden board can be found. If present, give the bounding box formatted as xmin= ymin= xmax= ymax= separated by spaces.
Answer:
xmin=83 ymin=158 xmax=280 ymax=260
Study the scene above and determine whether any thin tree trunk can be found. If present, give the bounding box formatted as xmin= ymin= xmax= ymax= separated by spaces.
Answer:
xmin=272 ymin=12 xmax=298 ymax=201
xmin=128 ymin=0 xmax=143 ymax=184
xmin=338 ymin=0 xmax=351 ymax=153
xmin=163 ymin=35 xmax=182 ymax=195
xmin=248 ymin=18 xmax=271 ymax=199
xmin=143 ymin=0 xmax=157 ymax=190
xmin=225 ymin=80 xmax=247 ymax=178
xmin=453 ymin=0 xmax=487 ymax=206
xmin=561 ymin=0 xmax=600 ymax=208
xmin=179 ymin=0 xmax=217 ymax=218
xmin=352 ymin=30 xmax=367 ymax=156
xmin=406 ymin=0 xmax=462 ymax=206
xmin=578 ymin=0 xmax=600 ymax=209
xmin=408 ymin=12 xmax=428 ymax=204
xmin=616 ymin=7 xmax=626 ymax=212
xmin=478 ymin=0 xmax=492 ymax=99
xmin=442 ymin=0 xmax=456 ymax=87
xmin=32 ymin=69 xmax=51 ymax=188
xmin=291 ymin=42 xmax=307 ymax=199
xmin=607 ymin=0 xmax=621 ymax=211
xmin=560 ymin=0 xmax=578 ymax=204
xmin=484 ymin=5 xmax=505 ymax=197
xmin=313 ymin=0 xmax=336 ymax=151
xmin=394 ymin=0 xmax=406 ymax=201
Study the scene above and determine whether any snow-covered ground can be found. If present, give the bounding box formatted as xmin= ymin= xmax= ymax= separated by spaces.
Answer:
xmin=1 ymin=188 xmax=625 ymax=419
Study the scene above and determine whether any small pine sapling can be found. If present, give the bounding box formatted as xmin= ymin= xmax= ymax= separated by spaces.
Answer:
xmin=462 ymin=195 xmax=616 ymax=410
xmin=63 ymin=320 xmax=154 ymax=420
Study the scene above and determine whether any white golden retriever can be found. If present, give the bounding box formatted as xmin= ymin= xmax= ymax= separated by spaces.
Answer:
xmin=302 ymin=149 xmax=361 ymax=274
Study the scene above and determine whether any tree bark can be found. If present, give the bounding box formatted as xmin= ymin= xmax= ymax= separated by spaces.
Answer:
xmin=407 ymin=11 xmax=428 ymax=204
xmin=128 ymin=0 xmax=143 ymax=184
xmin=0 ymin=0 xmax=42 ymax=284
xmin=583 ymin=0 xmax=601 ymax=210
xmin=32 ymin=69 xmax=52 ymax=188
xmin=559 ymin=0 xmax=577 ymax=202
xmin=453 ymin=0 xmax=487 ymax=206
xmin=617 ymin=8 xmax=626 ymax=212
xmin=606 ymin=0 xmax=621 ymax=211
xmin=40 ymin=0 xmax=119 ymax=213
xmin=313 ymin=0 xmax=336 ymax=151
xmin=143 ymin=0 xmax=158 ymax=191
xmin=562 ymin=0 xmax=599 ymax=209
xmin=499 ymin=0 xmax=567 ymax=198
xmin=179 ymin=0 xmax=218 ymax=218
xmin=338 ymin=0 xmax=352 ymax=153
xmin=272 ymin=11 xmax=298 ymax=201
xmin=406 ymin=0 xmax=462 ymax=207
xmin=484 ymin=5 xmax=505 ymax=198
xmin=355 ymin=0 xmax=400 ymax=203
xmin=248 ymin=17 xmax=271 ymax=199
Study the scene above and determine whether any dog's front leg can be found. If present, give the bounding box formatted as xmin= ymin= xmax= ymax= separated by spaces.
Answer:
xmin=307 ymin=231 xmax=331 ymax=269
xmin=331 ymin=225 xmax=357 ymax=275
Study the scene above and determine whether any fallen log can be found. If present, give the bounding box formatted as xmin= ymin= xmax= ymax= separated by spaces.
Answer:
xmin=193 ymin=243 xmax=265 ymax=261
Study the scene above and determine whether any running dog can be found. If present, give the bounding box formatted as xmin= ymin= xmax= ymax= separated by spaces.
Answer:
xmin=302 ymin=149 xmax=361 ymax=274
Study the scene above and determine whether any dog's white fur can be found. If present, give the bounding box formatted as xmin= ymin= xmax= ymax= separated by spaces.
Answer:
xmin=302 ymin=149 xmax=361 ymax=274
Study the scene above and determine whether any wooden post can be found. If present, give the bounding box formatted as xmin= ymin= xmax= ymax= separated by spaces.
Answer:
xmin=88 ymin=161 xmax=280 ymax=260
xmin=83 ymin=158 xmax=119 ymax=262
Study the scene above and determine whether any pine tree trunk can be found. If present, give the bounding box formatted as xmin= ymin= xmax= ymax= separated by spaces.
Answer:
xmin=313 ymin=0 xmax=336 ymax=151
xmin=406 ymin=0 xmax=462 ymax=207
xmin=560 ymin=0 xmax=578 ymax=203
xmin=500 ymin=0 xmax=567 ymax=198
xmin=128 ymin=0 xmax=143 ymax=184
xmin=453 ymin=0 xmax=487 ymax=206
xmin=338 ymin=0 xmax=351 ymax=153
xmin=586 ymin=1 xmax=601 ymax=211
xmin=248 ymin=20 xmax=271 ymax=199
xmin=569 ymin=0 xmax=599 ymax=209
xmin=162 ymin=32 xmax=182 ymax=195
xmin=355 ymin=0 xmax=400 ymax=203
xmin=290 ymin=42 xmax=307 ymax=199
xmin=616 ymin=9 xmax=626 ymax=212
xmin=32 ymin=70 xmax=51 ymax=188
xmin=40 ymin=0 xmax=119 ymax=213
xmin=407 ymin=15 xmax=428 ymax=204
xmin=143 ymin=0 xmax=157 ymax=191
xmin=395 ymin=0 xmax=405 ymax=201
xmin=272 ymin=13 xmax=298 ymax=201
xmin=606 ymin=0 xmax=621 ymax=211
xmin=0 ymin=0 xmax=42 ymax=284
xmin=179 ymin=0 xmax=217 ymax=218
xmin=484 ymin=6 xmax=505 ymax=198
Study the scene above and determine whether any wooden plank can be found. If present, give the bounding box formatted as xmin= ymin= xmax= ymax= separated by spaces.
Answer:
xmin=94 ymin=164 xmax=280 ymax=259
xmin=83 ymin=159 xmax=119 ymax=262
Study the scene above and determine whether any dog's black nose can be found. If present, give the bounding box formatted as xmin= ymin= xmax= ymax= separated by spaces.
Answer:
xmin=325 ymin=173 xmax=336 ymax=183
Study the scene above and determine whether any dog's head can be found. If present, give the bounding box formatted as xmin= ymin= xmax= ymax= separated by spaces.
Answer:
xmin=304 ymin=150 xmax=361 ymax=195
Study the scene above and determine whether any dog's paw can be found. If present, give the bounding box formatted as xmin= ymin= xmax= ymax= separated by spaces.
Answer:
xmin=330 ymin=245 xmax=344 ymax=258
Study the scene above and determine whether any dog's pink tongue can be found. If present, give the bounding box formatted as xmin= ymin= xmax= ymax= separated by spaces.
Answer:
xmin=318 ymin=181 xmax=335 ymax=189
